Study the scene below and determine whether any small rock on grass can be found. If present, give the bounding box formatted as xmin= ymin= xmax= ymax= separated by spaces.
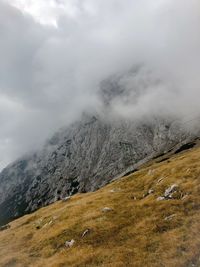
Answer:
xmin=109 ymin=188 xmax=121 ymax=193
xmin=102 ymin=207 xmax=113 ymax=212
xmin=157 ymin=196 xmax=165 ymax=201
xmin=143 ymin=189 xmax=154 ymax=198
xmin=82 ymin=229 xmax=90 ymax=238
xmin=148 ymin=189 xmax=154 ymax=194
xmin=65 ymin=239 xmax=75 ymax=248
xmin=164 ymin=184 xmax=178 ymax=198
xmin=164 ymin=214 xmax=176 ymax=221
xmin=62 ymin=196 xmax=71 ymax=202
xmin=157 ymin=184 xmax=180 ymax=201
xmin=156 ymin=177 xmax=165 ymax=185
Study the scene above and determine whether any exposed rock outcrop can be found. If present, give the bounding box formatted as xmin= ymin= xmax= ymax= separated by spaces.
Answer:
xmin=0 ymin=70 xmax=197 ymax=226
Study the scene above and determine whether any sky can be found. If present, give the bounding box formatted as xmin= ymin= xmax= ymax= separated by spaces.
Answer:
xmin=0 ymin=0 xmax=200 ymax=169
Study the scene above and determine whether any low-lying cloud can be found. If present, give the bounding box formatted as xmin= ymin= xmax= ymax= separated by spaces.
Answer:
xmin=0 ymin=0 xmax=200 ymax=169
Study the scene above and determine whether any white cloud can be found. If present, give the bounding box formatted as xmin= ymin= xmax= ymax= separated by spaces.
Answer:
xmin=6 ymin=0 xmax=84 ymax=26
xmin=0 ymin=0 xmax=199 ymax=169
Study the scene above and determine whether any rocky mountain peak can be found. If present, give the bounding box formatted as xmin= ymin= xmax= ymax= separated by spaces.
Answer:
xmin=0 ymin=72 xmax=197 ymax=226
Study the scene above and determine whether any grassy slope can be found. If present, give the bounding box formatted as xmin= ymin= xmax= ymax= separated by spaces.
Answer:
xmin=1 ymin=146 xmax=200 ymax=267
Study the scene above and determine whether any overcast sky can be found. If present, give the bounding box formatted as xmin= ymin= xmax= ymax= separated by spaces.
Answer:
xmin=0 ymin=0 xmax=200 ymax=169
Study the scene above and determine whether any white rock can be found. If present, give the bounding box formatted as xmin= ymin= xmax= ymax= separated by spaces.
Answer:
xmin=157 ymin=196 xmax=165 ymax=201
xmin=62 ymin=196 xmax=71 ymax=202
xmin=164 ymin=214 xmax=176 ymax=221
xmin=110 ymin=189 xmax=115 ymax=193
xmin=157 ymin=177 xmax=164 ymax=184
xmin=164 ymin=184 xmax=178 ymax=198
xmin=82 ymin=229 xmax=90 ymax=238
xmin=109 ymin=188 xmax=121 ymax=193
xmin=65 ymin=239 xmax=75 ymax=248
xmin=148 ymin=189 xmax=154 ymax=194
xmin=102 ymin=207 xmax=113 ymax=212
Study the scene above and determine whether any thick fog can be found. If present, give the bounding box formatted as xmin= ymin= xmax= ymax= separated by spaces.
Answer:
xmin=0 ymin=0 xmax=200 ymax=169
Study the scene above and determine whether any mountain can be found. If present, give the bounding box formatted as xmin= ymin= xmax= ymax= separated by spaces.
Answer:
xmin=0 ymin=139 xmax=200 ymax=267
xmin=0 ymin=70 xmax=197 ymax=226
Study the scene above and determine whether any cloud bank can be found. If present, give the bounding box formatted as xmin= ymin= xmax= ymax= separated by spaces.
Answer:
xmin=0 ymin=0 xmax=200 ymax=169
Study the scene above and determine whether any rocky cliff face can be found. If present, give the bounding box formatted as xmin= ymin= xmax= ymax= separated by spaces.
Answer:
xmin=0 ymin=70 xmax=196 ymax=226
xmin=0 ymin=114 xmax=193 ymax=226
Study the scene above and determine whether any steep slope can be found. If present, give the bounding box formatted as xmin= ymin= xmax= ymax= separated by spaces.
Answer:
xmin=1 ymin=140 xmax=200 ymax=267
xmin=0 ymin=68 xmax=197 ymax=226
xmin=0 ymin=113 xmax=194 ymax=226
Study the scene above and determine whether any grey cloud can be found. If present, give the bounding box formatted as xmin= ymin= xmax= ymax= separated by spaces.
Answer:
xmin=0 ymin=0 xmax=199 ymax=169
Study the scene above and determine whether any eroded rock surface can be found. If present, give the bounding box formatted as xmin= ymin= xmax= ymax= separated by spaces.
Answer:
xmin=0 ymin=71 xmax=196 ymax=226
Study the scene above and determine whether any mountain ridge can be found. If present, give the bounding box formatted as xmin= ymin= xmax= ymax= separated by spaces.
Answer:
xmin=0 ymin=70 xmax=198 ymax=226
xmin=0 ymin=112 xmax=196 ymax=226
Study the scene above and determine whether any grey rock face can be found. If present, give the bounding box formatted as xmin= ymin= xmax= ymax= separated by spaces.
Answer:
xmin=0 ymin=69 xmax=196 ymax=226
xmin=0 ymin=114 xmax=193 ymax=226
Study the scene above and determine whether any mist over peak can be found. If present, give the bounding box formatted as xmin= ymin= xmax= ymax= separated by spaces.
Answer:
xmin=0 ymin=0 xmax=199 ymax=169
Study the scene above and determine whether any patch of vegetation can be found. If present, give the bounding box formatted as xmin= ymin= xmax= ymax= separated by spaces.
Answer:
xmin=1 ymin=146 xmax=200 ymax=266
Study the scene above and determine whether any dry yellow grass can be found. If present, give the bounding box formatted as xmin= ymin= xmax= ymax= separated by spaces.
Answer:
xmin=1 ymin=145 xmax=200 ymax=267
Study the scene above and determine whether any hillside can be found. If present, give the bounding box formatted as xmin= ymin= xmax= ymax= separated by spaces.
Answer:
xmin=1 ymin=140 xmax=200 ymax=267
xmin=1 ymin=68 xmax=197 ymax=227
xmin=0 ymin=114 xmax=193 ymax=227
